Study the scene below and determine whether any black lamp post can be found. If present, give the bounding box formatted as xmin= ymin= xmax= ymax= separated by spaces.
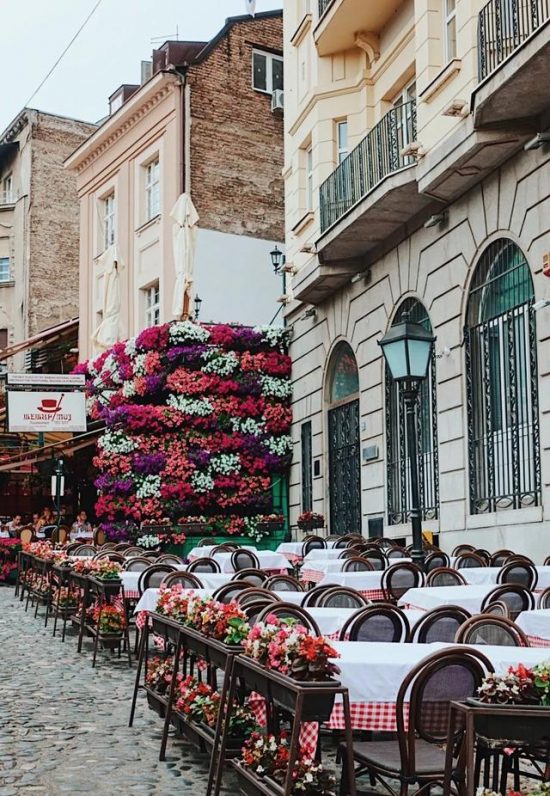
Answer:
xmin=53 ymin=458 xmax=65 ymax=529
xmin=194 ymin=294 xmax=202 ymax=320
xmin=378 ymin=316 xmax=436 ymax=567
xmin=269 ymin=245 xmax=284 ymax=273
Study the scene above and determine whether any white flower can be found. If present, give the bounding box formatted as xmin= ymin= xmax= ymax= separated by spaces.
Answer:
xmin=169 ymin=321 xmax=210 ymax=343
xmin=102 ymin=353 xmax=122 ymax=384
xmin=231 ymin=417 xmax=265 ymax=436
xmin=191 ymin=472 xmax=215 ymax=493
xmin=202 ymin=349 xmax=239 ymax=376
xmin=254 ymin=324 xmax=288 ymax=349
xmin=98 ymin=430 xmax=136 ymax=454
xmin=136 ymin=534 xmax=161 ymax=549
xmin=135 ymin=475 xmax=161 ymax=499
xmin=122 ymin=380 xmax=136 ymax=398
xmin=133 ymin=352 xmax=148 ymax=376
xmin=167 ymin=395 xmax=214 ymax=416
xmin=265 ymin=435 xmax=293 ymax=456
xmin=259 ymin=374 xmax=292 ymax=399
xmin=209 ymin=454 xmax=240 ymax=475
xmin=125 ymin=338 xmax=137 ymax=357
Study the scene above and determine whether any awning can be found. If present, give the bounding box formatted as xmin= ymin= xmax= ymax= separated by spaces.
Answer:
xmin=0 ymin=425 xmax=103 ymax=473
xmin=0 ymin=317 xmax=78 ymax=361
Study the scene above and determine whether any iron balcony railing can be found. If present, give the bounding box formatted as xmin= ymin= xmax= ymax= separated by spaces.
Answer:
xmin=318 ymin=0 xmax=335 ymax=18
xmin=478 ymin=0 xmax=549 ymax=79
xmin=319 ymin=100 xmax=417 ymax=233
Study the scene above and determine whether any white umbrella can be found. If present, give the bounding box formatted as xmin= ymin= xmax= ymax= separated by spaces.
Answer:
xmin=170 ymin=193 xmax=199 ymax=319
xmin=91 ymin=244 xmax=121 ymax=350
xmin=245 ymin=0 xmax=256 ymax=14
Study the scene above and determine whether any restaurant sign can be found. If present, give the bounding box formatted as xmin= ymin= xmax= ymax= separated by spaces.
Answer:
xmin=7 ymin=391 xmax=87 ymax=433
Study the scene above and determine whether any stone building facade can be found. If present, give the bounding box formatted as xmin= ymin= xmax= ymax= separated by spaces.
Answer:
xmin=67 ymin=11 xmax=284 ymax=361
xmin=0 ymin=109 xmax=96 ymax=366
xmin=283 ymin=0 xmax=550 ymax=558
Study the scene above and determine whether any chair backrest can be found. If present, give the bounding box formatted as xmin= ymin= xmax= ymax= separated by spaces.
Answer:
xmin=256 ymin=602 xmax=321 ymax=636
xmin=198 ymin=536 xmax=216 ymax=546
xmin=333 ymin=537 xmax=349 ymax=548
xmin=73 ymin=544 xmax=96 ymax=557
xmin=161 ymin=571 xmax=203 ymax=589
xmin=338 ymin=549 xmax=360 ymax=560
xmin=480 ymin=584 xmax=535 ymax=620
xmin=235 ymin=587 xmax=281 ymax=606
xmin=263 ymin=574 xmax=303 ymax=592
xmin=187 ymin=557 xmax=221 ymax=573
xmin=455 ymin=615 xmax=529 ymax=646
xmin=302 ymin=537 xmax=326 ymax=557
xmin=92 ymin=551 xmax=125 ymax=563
xmin=538 ymin=587 xmax=550 ymax=609
xmin=124 ymin=556 xmax=152 ymax=572
xmin=426 ymin=567 xmax=466 ymax=587
xmin=212 ymin=580 xmax=254 ymax=604
xmin=386 ymin=546 xmax=409 ymax=559
xmin=114 ymin=543 xmax=131 ymax=551
xmin=544 ymin=555 xmax=550 ymax=567
xmin=93 ymin=528 xmax=106 ymax=546
xmin=230 ymin=568 xmax=267 ymax=586
xmin=212 ymin=543 xmax=238 ymax=554
xmin=122 ymin=547 xmax=145 ymax=558
xmin=137 ymin=564 xmax=177 ymax=595
xmin=340 ymin=604 xmax=409 ymax=642
xmin=317 ymin=586 xmax=369 ymax=609
xmin=410 ymin=605 xmax=472 ymax=643
xmin=100 ymin=542 xmax=118 ymax=550
xmin=474 ymin=549 xmax=491 ymax=564
xmin=342 ymin=556 xmax=374 ymax=572
xmin=20 ymin=528 xmax=33 ymax=545
xmin=143 ymin=551 xmax=161 ymax=560
xmin=455 ymin=552 xmax=486 ymax=568
xmin=497 ymin=560 xmax=538 ymax=590
xmin=64 ymin=542 xmax=81 ymax=554
xmin=481 ymin=600 xmax=509 ymax=618
xmin=51 ymin=527 xmax=68 ymax=545
xmin=231 ymin=549 xmax=260 ymax=571
xmin=375 ymin=537 xmax=399 ymax=550
xmin=489 ymin=549 xmax=515 ymax=567
xmin=300 ymin=584 xmax=337 ymax=607
xmin=360 ymin=549 xmax=387 ymax=571
xmin=157 ymin=554 xmax=185 ymax=566
xmin=424 ymin=551 xmax=450 ymax=572
xmin=381 ymin=562 xmax=426 ymax=601
xmin=451 ymin=544 xmax=476 ymax=556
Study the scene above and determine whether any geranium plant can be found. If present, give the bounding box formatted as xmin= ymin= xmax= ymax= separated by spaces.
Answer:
xmin=94 ymin=604 xmax=125 ymax=634
xmin=477 ymin=663 xmax=550 ymax=705
xmin=145 ymin=656 xmax=178 ymax=694
xmin=95 ymin=560 xmax=123 ymax=580
xmin=297 ymin=512 xmax=325 ymax=530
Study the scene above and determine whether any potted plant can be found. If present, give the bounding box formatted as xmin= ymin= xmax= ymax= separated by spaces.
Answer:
xmin=176 ymin=516 xmax=209 ymax=536
xmin=55 ymin=587 xmax=79 ymax=617
xmin=254 ymin=514 xmax=285 ymax=532
xmin=297 ymin=512 xmax=325 ymax=531
xmin=95 ymin=560 xmax=122 ymax=580
xmin=94 ymin=604 xmax=126 ymax=648
xmin=144 ymin=656 xmax=177 ymax=717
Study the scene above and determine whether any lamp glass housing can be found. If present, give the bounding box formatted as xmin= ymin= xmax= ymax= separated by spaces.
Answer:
xmin=378 ymin=320 xmax=435 ymax=381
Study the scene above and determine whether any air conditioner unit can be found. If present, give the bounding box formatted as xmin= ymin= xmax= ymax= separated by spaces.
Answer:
xmin=271 ymin=89 xmax=284 ymax=113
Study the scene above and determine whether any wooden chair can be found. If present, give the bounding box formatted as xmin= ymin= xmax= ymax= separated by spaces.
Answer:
xmin=300 ymin=584 xmax=337 ymax=607
xmin=20 ymin=528 xmax=33 ymax=545
xmin=212 ymin=543 xmax=239 ymax=554
xmin=93 ymin=528 xmax=106 ymax=546
xmin=242 ymin=599 xmax=274 ymax=625
xmin=122 ymin=547 xmax=145 ymax=558
xmin=343 ymin=556 xmax=374 ymax=572
xmin=455 ymin=552 xmax=487 ymax=568
xmin=409 ymin=605 xmax=471 ymax=643
xmin=338 ymin=548 xmax=361 ymax=559
xmin=451 ymin=543 xmax=476 ymax=556
xmin=426 ymin=567 xmax=467 ymax=587
xmin=256 ymin=602 xmax=321 ymax=635
xmin=142 ymin=551 xmax=161 ymax=560
xmin=497 ymin=560 xmax=538 ymax=590
xmin=424 ymin=551 xmax=451 ymax=572
xmin=333 ymin=537 xmax=349 ymax=548
xmin=455 ymin=615 xmax=529 ymax=646
xmin=92 ymin=551 xmax=125 ymax=563
xmin=124 ymin=557 xmax=152 ymax=572
xmin=230 ymin=568 xmax=267 ymax=586
xmin=480 ymin=584 xmax=535 ymax=620
xmin=231 ymin=549 xmax=260 ymax=571
xmin=340 ymin=604 xmax=408 ymax=642
xmin=161 ymin=571 xmax=203 ymax=589
xmin=100 ymin=543 xmax=117 ymax=551
xmin=537 ymin=587 xmax=550 ymax=609
xmin=360 ymin=549 xmax=388 ymax=571
xmin=235 ymin=587 xmax=281 ymax=607
xmin=263 ymin=574 xmax=302 ymax=592
xmin=187 ymin=557 xmax=221 ymax=573
xmin=157 ymin=554 xmax=185 ymax=567
xmin=339 ymin=647 xmax=493 ymax=795
xmin=114 ymin=543 xmax=131 ymax=551
xmin=490 ymin=549 xmax=515 ymax=567
xmin=197 ymin=537 xmax=216 ymax=546
xmin=381 ymin=562 xmax=425 ymax=602
xmin=317 ymin=586 xmax=369 ymax=609
xmin=544 ymin=555 xmax=550 ymax=567
xmin=481 ymin=600 xmax=510 ymax=618
xmin=137 ymin=564 xmax=177 ymax=596
xmin=64 ymin=542 xmax=81 ymax=555
xmin=51 ymin=527 xmax=68 ymax=545
xmin=301 ymin=536 xmax=326 ymax=557
xmin=212 ymin=581 xmax=254 ymax=604
xmin=73 ymin=544 xmax=96 ymax=557
xmin=386 ymin=546 xmax=410 ymax=560
xmin=474 ymin=548 xmax=491 ymax=564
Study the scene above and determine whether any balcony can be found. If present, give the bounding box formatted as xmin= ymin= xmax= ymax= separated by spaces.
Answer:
xmin=474 ymin=0 xmax=550 ymax=126
xmin=315 ymin=0 xmax=405 ymax=56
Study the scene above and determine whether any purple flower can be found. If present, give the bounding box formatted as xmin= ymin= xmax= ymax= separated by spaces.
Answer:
xmin=133 ymin=453 xmax=166 ymax=475
xmin=146 ymin=374 xmax=165 ymax=393
xmin=187 ymin=449 xmax=211 ymax=467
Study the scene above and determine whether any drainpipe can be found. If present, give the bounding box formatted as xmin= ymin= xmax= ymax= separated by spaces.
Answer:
xmin=170 ymin=66 xmax=191 ymax=196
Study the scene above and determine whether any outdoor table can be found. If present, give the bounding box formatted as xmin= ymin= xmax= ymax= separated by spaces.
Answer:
xmin=302 ymin=557 xmax=413 ymax=583
xmin=460 ymin=565 xmax=550 ymax=588
xmin=121 ymin=565 xmax=187 ymax=598
xmin=192 ymin=550 xmax=291 ymax=573
xmin=134 ymin=587 xmax=307 ymax=617
xmin=516 ymin=608 xmax=550 ymax=647
xmin=399 ymin=584 xmax=496 ymax=613
xmin=313 ymin=570 xmax=388 ymax=600
xmin=276 ymin=540 xmax=337 ymax=563
xmin=187 ymin=544 xmax=258 ymax=559
xmin=302 ymin=548 xmax=344 ymax=562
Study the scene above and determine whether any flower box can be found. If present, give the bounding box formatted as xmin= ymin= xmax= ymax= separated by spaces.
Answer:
xmin=466 ymin=699 xmax=550 ymax=747
xmin=145 ymin=686 xmax=167 ymax=719
xmin=98 ymin=631 xmax=123 ymax=649
xmin=176 ymin=523 xmax=208 ymax=536
xmin=172 ymin=710 xmax=248 ymax=756
xmin=297 ymin=521 xmax=324 ymax=531
xmin=256 ymin=521 xmax=284 ymax=533
xmin=232 ymin=761 xmax=280 ymax=796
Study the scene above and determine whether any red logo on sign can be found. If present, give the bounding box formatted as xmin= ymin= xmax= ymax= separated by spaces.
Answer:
xmin=37 ymin=396 xmax=64 ymax=414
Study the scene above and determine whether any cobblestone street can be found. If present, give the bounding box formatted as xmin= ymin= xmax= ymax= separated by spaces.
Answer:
xmin=0 ymin=587 xmax=236 ymax=796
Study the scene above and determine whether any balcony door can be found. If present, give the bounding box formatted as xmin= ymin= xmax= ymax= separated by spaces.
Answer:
xmin=392 ymin=81 xmax=416 ymax=166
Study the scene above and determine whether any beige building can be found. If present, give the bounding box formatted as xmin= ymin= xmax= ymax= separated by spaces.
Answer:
xmin=66 ymin=11 xmax=285 ymax=362
xmin=284 ymin=0 xmax=550 ymax=558
xmin=0 ymin=109 xmax=96 ymax=370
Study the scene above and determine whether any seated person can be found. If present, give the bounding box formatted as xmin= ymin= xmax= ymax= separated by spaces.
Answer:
xmin=70 ymin=511 xmax=93 ymax=541
xmin=7 ymin=515 xmax=22 ymax=537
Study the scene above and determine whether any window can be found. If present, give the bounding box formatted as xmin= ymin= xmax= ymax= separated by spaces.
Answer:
xmin=301 ymin=422 xmax=313 ymax=512
xmin=103 ymin=193 xmax=116 ymax=250
xmin=144 ymin=283 xmax=160 ymax=328
xmin=393 ymin=81 xmax=416 ymax=164
xmin=444 ymin=0 xmax=457 ymax=61
xmin=336 ymin=120 xmax=348 ymax=164
xmin=252 ymin=50 xmax=284 ymax=94
xmin=2 ymin=174 xmax=13 ymax=204
xmin=465 ymin=239 xmax=539 ymax=514
xmin=145 ymin=159 xmax=160 ymax=220
xmin=385 ymin=299 xmax=439 ymax=525
xmin=0 ymin=257 xmax=10 ymax=282
xmin=306 ymin=146 xmax=313 ymax=211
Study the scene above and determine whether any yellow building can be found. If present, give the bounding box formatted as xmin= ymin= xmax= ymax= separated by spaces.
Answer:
xmin=284 ymin=0 xmax=550 ymax=558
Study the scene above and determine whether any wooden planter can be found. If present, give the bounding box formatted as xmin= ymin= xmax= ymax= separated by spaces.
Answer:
xmin=98 ymin=631 xmax=123 ymax=649
xmin=56 ymin=605 xmax=78 ymax=617
xmin=145 ymin=686 xmax=167 ymax=718
xmin=233 ymin=761 xmax=281 ymax=796
xmin=466 ymin=699 xmax=550 ymax=747
xmin=176 ymin=523 xmax=209 ymax=537
xmin=256 ymin=522 xmax=285 ymax=533
xmin=297 ymin=521 xmax=324 ymax=532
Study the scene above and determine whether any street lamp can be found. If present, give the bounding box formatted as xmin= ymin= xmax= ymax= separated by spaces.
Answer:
xmin=194 ymin=294 xmax=202 ymax=320
xmin=378 ymin=316 xmax=436 ymax=567
xmin=269 ymin=245 xmax=285 ymax=273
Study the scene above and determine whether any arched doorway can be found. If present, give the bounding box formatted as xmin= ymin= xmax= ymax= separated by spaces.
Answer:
xmin=326 ymin=342 xmax=361 ymax=534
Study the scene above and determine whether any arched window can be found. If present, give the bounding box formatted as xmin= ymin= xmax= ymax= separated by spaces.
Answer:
xmin=385 ymin=299 xmax=439 ymax=525
xmin=327 ymin=342 xmax=361 ymax=534
xmin=465 ymin=238 xmax=540 ymax=514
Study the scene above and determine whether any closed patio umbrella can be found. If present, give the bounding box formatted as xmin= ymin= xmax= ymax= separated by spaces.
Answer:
xmin=91 ymin=245 xmax=121 ymax=350
xmin=170 ymin=193 xmax=199 ymax=319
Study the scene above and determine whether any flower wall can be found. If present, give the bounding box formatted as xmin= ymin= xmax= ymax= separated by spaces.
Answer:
xmin=78 ymin=322 xmax=292 ymax=540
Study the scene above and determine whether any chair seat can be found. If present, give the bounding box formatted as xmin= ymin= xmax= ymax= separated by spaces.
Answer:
xmin=349 ymin=739 xmax=448 ymax=776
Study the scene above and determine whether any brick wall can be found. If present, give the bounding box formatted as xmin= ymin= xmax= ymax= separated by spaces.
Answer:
xmin=188 ymin=15 xmax=284 ymax=242
xmin=28 ymin=112 xmax=96 ymax=335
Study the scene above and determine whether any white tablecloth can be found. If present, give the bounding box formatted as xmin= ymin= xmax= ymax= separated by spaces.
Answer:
xmin=187 ymin=544 xmax=257 ymax=559
xmin=460 ymin=566 xmax=550 ymax=588
xmin=121 ymin=565 xmax=187 ymax=594
xmin=276 ymin=541 xmax=337 ymax=558
xmin=316 ymin=571 xmax=385 ymax=592
xmin=205 ymin=551 xmax=291 ymax=573
xmin=134 ymin=587 xmax=307 ymax=615
xmin=302 ymin=549 xmax=344 ymax=562
xmin=516 ymin=609 xmax=550 ymax=643
xmin=400 ymin=584 xmax=495 ymax=613
xmin=304 ymin=558 xmax=413 ymax=576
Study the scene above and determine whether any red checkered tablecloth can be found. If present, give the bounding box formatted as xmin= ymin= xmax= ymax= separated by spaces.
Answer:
xmin=527 ymin=635 xmax=550 ymax=648
xmin=281 ymin=553 xmax=302 ymax=564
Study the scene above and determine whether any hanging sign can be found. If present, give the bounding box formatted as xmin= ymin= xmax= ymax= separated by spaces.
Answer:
xmin=7 ymin=391 xmax=87 ymax=432
xmin=7 ymin=373 xmax=85 ymax=387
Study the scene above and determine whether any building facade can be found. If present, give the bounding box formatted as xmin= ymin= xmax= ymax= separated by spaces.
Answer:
xmin=284 ymin=0 xmax=550 ymax=558
xmin=0 ymin=110 xmax=96 ymax=369
xmin=67 ymin=11 xmax=285 ymax=362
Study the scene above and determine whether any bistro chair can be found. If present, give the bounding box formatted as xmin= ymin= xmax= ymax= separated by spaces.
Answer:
xmin=302 ymin=536 xmax=326 ymax=557
xmin=339 ymin=604 xmax=408 ymax=642
xmin=235 ymin=587 xmax=281 ymax=607
xmin=451 ymin=543 xmax=476 ymax=556
xmin=424 ymin=551 xmax=450 ymax=572
xmin=263 ymin=574 xmax=303 ymax=592
xmin=161 ymin=571 xmax=203 ymax=589
xmin=300 ymin=584 xmax=337 ymax=607
xmin=381 ymin=562 xmax=425 ymax=602
xmin=92 ymin=551 xmax=125 ymax=563
xmin=338 ymin=548 xmax=361 ymax=559
xmin=114 ymin=543 xmax=131 ymax=551
xmin=242 ymin=599 xmax=274 ymax=625
xmin=142 ymin=551 xmax=161 ymax=560
xmin=157 ymin=554 xmax=185 ymax=567
xmin=497 ymin=559 xmax=538 ymax=590
xmin=455 ymin=552 xmax=487 ymax=568
xmin=100 ymin=542 xmax=117 ymax=550
xmin=231 ymin=549 xmax=260 ymax=571
xmin=122 ymin=547 xmax=145 ymax=558
xmin=409 ymin=605 xmax=471 ymax=644
xmin=538 ymin=587 xmax=550 ymax=609
xmin=51 ymin=527 xmax=68 ymax=545
xmin=386 ymin=546 xmax=410 ymax=560
xmin=230 ymin=568 xmax=267 ymax=586
xmin=317 ymin=586 xmax=368 ymax=609
xmin=375 ymin=537 xmax=398 ymax=550
xmin=426 ymin=567 xmax=467 ymax=587
xmin=213 ymin=581 xmax=254 ymax=604
xmin=474 ymin=548 xmax=492 ymax=564
xmin=212 ymin=543 xmax=238 ymax=554
xmin=360 ymin=549 xmax=387 ymax=571
xmin=339 ymin=647 xmax=493 ymax=796
xmin=187 ymin=557 xmax=221 ymax=574
xmin=480 ymin=584 xmax=535 ymax=620
xmin=73 ymin=544 xmax=96 ymax=557
xmin=333 ymin=537 xmax=349 ymax=549
xmin=256 ymin=602 xmax=321 ymax=635
xmin=544 ymin=555 xmax=550 ymax=567
xmin=343 ymin=556 xmax=374 ymax=572
xmin=197 ymin=537 xmax=216 ymax=547
xmin=490 ymin=549 xmax=515 ymax=567
xmin=137 ymin=564 xmax=177 ymax=596
xmin=455 ymin=615 xmax=529 ymax=646
xmin=481 ymin=600 xmax=510 ymax=618
xmin=93 ymin=528 xmax=106 ymax=546
xmin=64 ymin=542 xmax=81 ymax=555
xmin=124 ymin=557 xmax=152 ymax=572
xmin=19 ymin=528 xmax=34 ymax=545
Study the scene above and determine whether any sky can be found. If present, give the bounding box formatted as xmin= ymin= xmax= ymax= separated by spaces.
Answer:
xmin=0 ymin=0 xmax=282 ymax=132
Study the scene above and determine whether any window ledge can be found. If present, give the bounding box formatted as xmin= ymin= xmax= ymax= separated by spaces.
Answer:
xmin=465 ymin=504 xmax=543 ymax=529
xmin=135 ymin=214 xmax=161 ymax=235
xmin=419 ymin=59 xmax=462 ymax=104
xmin=290 ymin=13 xmax=312 ymax=47
xmin=292 ymin=211 xmax=314 ymax=236
xmin=0 ymin=280 xmax=14 ymax=288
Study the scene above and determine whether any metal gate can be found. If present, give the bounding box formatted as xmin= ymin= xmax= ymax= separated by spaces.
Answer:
xmin=328 ymin=399 xmax=362 ymax=535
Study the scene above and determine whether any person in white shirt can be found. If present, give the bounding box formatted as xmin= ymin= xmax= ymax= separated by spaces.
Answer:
xmin=7 ymin=515 xmax=22 ymax=537
xmin=70 ymin=511 xmax=93 ymax=541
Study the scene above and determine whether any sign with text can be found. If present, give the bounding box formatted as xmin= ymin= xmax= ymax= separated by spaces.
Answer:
xmin=7 ymin=391 xmax=87 ymax=432
xmin=7 ymin=373 xmax=85 ymax=387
